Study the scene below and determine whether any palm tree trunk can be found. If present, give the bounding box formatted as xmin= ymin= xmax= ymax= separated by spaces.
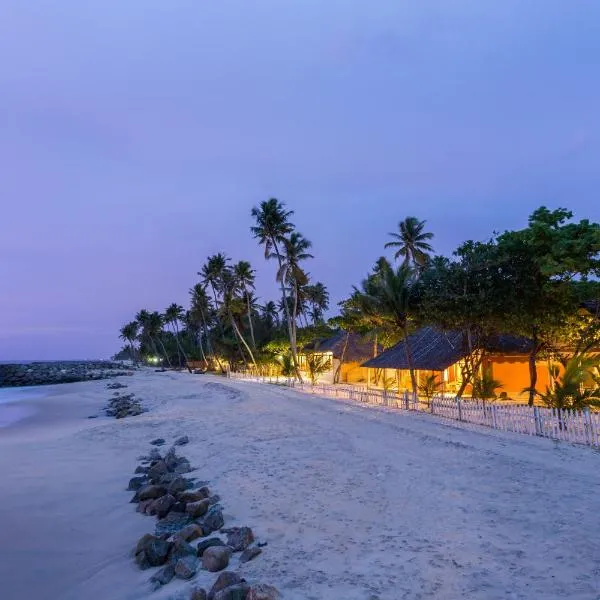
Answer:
xmin=271 ymin=238 xmax=302 ymax=382
xmin=170 ymin=323 xmax=182 ymax=368
xmin=174 ymin=322 xmax=192 ymax=373
xmin=246 ymin=294 xmax=257 ymax=350
xmin=200 ymin=309 xmax=223 ymax=372
xmin=334 ymin=331 xmax=350 ymax=384
xmin=230 ymin=312 xmax=257 ymax=367
xmin=154 ymin=336 xmax=172 ymax=368
xmin=403 ymin=323 xmax=418 ymax=396
xmin=210 ymin=283 xmax=226 ymax=339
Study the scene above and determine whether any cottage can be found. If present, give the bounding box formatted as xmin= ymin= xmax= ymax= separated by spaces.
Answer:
xmin=361 ymin=327 xmax=556 ymax=400
xmin=300 ymin=331 xmax=380 ymax=384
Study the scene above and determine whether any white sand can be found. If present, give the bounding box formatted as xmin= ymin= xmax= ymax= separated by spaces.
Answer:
xmin=0 ymin=371 xmax=599 ymax=600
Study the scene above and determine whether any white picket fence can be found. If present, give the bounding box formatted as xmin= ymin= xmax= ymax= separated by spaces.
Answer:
xmin=227 ymin=372 xmax=600 ymax=448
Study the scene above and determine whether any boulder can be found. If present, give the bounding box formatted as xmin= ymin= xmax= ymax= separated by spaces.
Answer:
xmin=197 ymin=537 xmax=226 ymax=557
xmin=186 ymin=499 xmax=210 ymax=518
xmin=213 ymin=584 xmax=250 ymax=600
xmin=168 ymin=476 xmax=188 ymax=495
xmin=135 ymin=465 xmax=149 ymax=474
xmin=127 ymin=476 xmax=147 ymax=491
xmin=168 ymin=537 xmax=197 ymax=564
xmin=151 ymin=438 xmax=166 ymax=446
xmin=174 ymin=435 xmax=189 ymax=446
xmin=152 ymin=493 xmax=176 ymax=519
xmin=191 ymin=588 xmax=208 ymax=600
xmin=208 ymin=572 xmax=244 ymax=600
xmin=226 ymin=527 xmax=254 ymax=552
xmin=137 ymin=485 xmax=167 ymax=502
xmin=179 ymin=523 xmax=204 ymax=542
xmin=134 ymin=534 xmax=171 ymax=568
xmin=150 ymin=564 xmax=175 ymax=589
xmin=208 ymin=494 xmax=221 ymax=506
xmin=172 ymin=501 xmax=187 ymax=513
xmin=201 ymin=505 xmax=224 ymax=534
xmin=148 ymin=460 xmax=169 ymax=483
xmin=137 ymin=499 xmax=154 ymax=514
xmin=175 ymin=555 xmax=199 ymax=580
xmin=246 ymin=585 xmax=281 ymax=600
xmin=164 ymin=448 xmax=179 ymax=471
xmin=180 ymin=490 xmax=208 ymax=503
xmin=239 ymin=547 xmax=262 ymax=564
xmin=155 ymin=512 xmax=193 ymax=537
xmin=202 ymin=546 xmax=232 ymax=572
xmin=174 ymin=459 xmax=193 ymax=474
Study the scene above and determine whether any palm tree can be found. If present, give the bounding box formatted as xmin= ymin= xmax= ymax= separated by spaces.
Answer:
xmin=119 ymin=321 xmax=139 ymax=364
xmin=189 ymin=283 xmax=222 ymax=371
xmin=353 ymin=260 xmax=418 ymax=395
xmin=199 ymin=253 xmax=229 ymax=315
xmin=251 ymin=198 xmax=301 ymax=377
xmin=233 ymin=260 xmax=257 ymax=349
xmin=219 ymin=269 xmax=257 ymax=368
xmin=385 ymin=216 xmax=434 ymax=268
xmin=276 ymin=232 xmax=314 ymax=348
xmin=136 ymin=309 xmax=171 ymax=367
xmin=184 ymin=308 xmax=208 ymax=368
xmin=148 ymin=311 xmax=172 ymax=367
xmin=164 ymin=303 xmax=191 ymax=372
xmin=304 ymin=282 xmax=329 ymax=324
xmin=261 ymin=300 xmax=279 ymax=330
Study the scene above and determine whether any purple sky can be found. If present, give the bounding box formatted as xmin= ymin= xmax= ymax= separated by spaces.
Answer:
xmin=1 ymin=1 xmax=599 ymax=360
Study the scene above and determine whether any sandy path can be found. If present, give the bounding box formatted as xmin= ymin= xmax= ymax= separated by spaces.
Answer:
xmin=0 ymin=371 xmax=599 ymax=599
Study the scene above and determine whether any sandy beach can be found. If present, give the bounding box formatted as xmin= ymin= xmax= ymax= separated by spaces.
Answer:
xmin=1 ymin=370 xmax=599 ymax=600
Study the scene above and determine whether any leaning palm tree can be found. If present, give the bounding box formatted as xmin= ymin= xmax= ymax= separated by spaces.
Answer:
xmin=220 ymin=269 xmax=257 ymax=368
xmin=184 ymin=308 xmax=208 ymax=368
xmin=385 ymin=216 xmax=434 ymax=268
xmin=164 ymin=303 xmax=191 ymax=372
xmin=189 ymin=283 xmax=223 ymax=371
xmin=250 ymin=198 xmax=301 ymax=378
xmin=119 ymin=321 xmax=139 ymax=364
xmin=148 ymin=311 xmax=172 ymax=368
xmin=233 ymin=260 xmax=257 ymax=349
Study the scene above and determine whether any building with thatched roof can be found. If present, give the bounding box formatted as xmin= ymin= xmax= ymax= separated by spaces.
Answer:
xmin=361 ymin=326 xmax=552 ymax=399
xmin=300 ymin=330 xmax=381 ymax=384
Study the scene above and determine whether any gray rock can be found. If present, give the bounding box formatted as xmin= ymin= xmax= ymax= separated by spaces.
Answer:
xmin=127 ymin=476 xmax=147 ymax=491
xmin=175 ymin=555 xmax=199 ymax=580
xmin=179 ymin=523 xmax=204 ymax=542
xmin=200 ymin=505 xmax=224 ymax=534
xmin=213 ymin=584 xmax=250 ymax=600
xmin=186 ymin=499 xmax=210 ymax=518
xmin=152 ymin=493 xmax=176 ymax=519
xmin=226 ymin=527 xmax=254 ymax=552
xmin=168 ymin=536 xmax=197 ymax=564
xmin=180 ymin=490 xmax=209 ymax=503
xmin=155 ymin=512 xmax=193 ymax=537
xmin=151 ymin=438 xmax=166 ymax=446
xmin=197 ymin=537 xmax=226 ymax=557
xmin=208 ymin=572 xmax=244 ymax=600
xmin=134 ymin=534 xmax=171 ymax=568
xmin=239 ymin=547 xmax=262 ymax=564
xmin=174 ymin=459 xmax=192 ymax=474
xmin=135 ymin=465 xmax=149 ymax=474
xmin=137 ymin=485 xmax=167 ymax=502
xmin=150 ymin=564 xmax=175 ymax=589
xmin=191 ymin=588 xmax=208 ymax=600
xmin=246 ymin=585 xmax=281 ymax=600
xmin=202 ymin=546 xmax=232 ymax=572
xmin=148 ymin=460 xmax=169 ymax=483
xmin=168 ymin=476 xmax=188 ymax=495
xmin=174 ymin=435 xmax=189 ymax=446
xmin=172 ymin=501 xmax=187 ymax=513
xmin=208 ymin=494 xmax=221 ymax=506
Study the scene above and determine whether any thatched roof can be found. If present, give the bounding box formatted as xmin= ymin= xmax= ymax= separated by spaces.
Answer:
xmin=362 ymin=327 xmax=535 ymax=371
xmin=362 ymin=328 xmax=466 ymax=371
xmin=303 ymin=331 xmax=380 ymax=363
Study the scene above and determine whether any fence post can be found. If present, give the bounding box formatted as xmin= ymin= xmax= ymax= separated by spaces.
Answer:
xmin=457 ymin=398 xmax=462 ymax=421
xmin=583 ymin=407 xmax=594 ymax=446
xmin=430 ymin=397 xmax=435 ymax=414
xmin=533 ymin=406 xmax=543 ymax=437
xmin=403 ymin=390 xmax=409 ymax=410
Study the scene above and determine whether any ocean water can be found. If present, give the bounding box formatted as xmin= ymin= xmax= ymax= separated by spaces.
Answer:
xmin=0 ymin=386 xmax=52 ymax=428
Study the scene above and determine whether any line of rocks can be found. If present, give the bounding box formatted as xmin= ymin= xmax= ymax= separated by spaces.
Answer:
xmin=104 ymin=384 xmax=146 ymax=418
xmin=0 ymin=361 xmax=133 ymax=388
xmin=129 ymin=438 xmax=280 ymax=600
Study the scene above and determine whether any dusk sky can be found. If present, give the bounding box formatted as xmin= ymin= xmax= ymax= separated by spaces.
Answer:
xmin=1 ymin=1 xmax=599 ymax=360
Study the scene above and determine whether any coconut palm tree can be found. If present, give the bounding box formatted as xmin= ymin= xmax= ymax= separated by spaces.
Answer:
xmin=148 ymin=311 xmax=172 ymax=367
xmin=304 ymin=282 xmax=329 ymax=324
xmin=385 ymin=216 xmax=434 ymax=268
xmin=353 ymin=260 xmax=418 ymax=395
xmin=136 ymin=309 xmax=171 ymax=367
xmin=219 ymin=269 xmax=257 ymax=368
xmin=119 ymin=321 xmax=139 ymax=364
xmin=184 ymin=308 xmax=208 ymax=368
xmin=276 ymin=232 xmax=313 ymax=347
xmin=261 ymin=300 xmax=279 ymax=330
xmin=189 ymin=283 xmax=223 ymax=371
xmin=233 ymin=260 xmax=257 ymax=349
xmin=251 ymin=198 xmax=301 ymax=377
xmin=164 ymin=303 xmax=191 ymax=372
